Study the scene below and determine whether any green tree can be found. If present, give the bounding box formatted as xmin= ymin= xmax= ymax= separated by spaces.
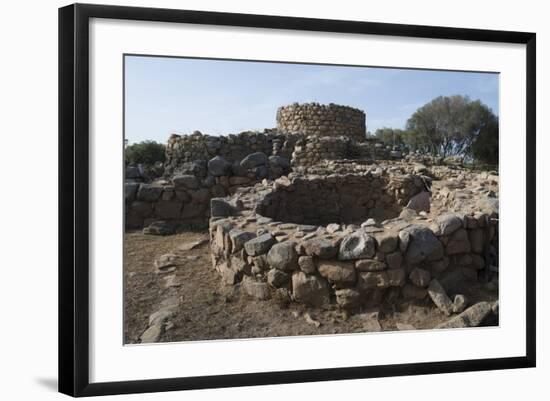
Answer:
xmin=373 ymin=127 xmax=407 ymax=148
xmin=405 ymin=95 xmax=498 ymax=163
xmin=124 ymin=140 xmax=166 ymax=166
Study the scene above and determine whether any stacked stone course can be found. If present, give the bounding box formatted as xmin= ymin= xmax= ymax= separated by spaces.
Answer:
xmin=208 ymin=173 xmax=498 ymax=310
xmin=277 ymin=103 xmax=366 ymax=142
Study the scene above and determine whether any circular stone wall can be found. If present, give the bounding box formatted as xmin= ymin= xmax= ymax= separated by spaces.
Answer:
xmin=276 ymin=103 xmax=366 ymax=142
xmin=256 ymin=173 xmax=423 ymax=225
xmin=207 ymin=171 xmax=498 ymax=312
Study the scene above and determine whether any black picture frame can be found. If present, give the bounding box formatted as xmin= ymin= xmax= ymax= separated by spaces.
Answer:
xmin=58 ymin=3 xmax=536 ymax=397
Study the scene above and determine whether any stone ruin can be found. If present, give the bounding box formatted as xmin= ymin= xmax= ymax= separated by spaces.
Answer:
xmin=125 ymin=102 xmax=499 ymax=326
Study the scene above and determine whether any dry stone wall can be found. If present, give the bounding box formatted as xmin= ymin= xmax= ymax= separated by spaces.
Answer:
xmin=277 ymin=103 xmax=366 ymax=142
xmin=164 ymin=131 xmax=301 ymax=176
xmin=208 ymin=174 xmax=499 ymax=311
xmin=125 ymin=151 xmax=291 ymax=230
xmin=256 ymin=173 xmax=423 ymax=225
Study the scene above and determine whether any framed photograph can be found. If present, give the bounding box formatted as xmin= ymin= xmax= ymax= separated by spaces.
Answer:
xmin=58 ymin=3 xmax=536 ymax=397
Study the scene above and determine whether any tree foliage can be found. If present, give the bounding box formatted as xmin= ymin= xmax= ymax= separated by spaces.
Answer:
xmin=125 ymin=140 xmax=166 ymax=166
xmin=404 ymin=95 xmax=498 ymax=164
xmin=373 ymin=127 xmax=407 ymax=148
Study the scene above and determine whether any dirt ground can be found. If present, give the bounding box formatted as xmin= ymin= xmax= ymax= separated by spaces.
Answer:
xmin=124 ymin=230 xmax=498 ymax=344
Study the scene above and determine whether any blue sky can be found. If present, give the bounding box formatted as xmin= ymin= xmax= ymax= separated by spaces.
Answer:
xmin=124 ymin=55 xmax=499 ymax=144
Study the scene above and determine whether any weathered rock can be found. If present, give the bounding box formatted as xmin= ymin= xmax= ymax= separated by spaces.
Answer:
xmin=317 ymin=260 xmax=356 ymax=283
xmin=427 ymin=279 xmax=453 ymax=316
xmin=385 ymin=251 xmax=403 ymax=269
xmin=252 ymin=255 xmax=269 ymax=271
xmin=292 ymin=272 xmax=330 ymax=306
xmin=208 ymin=156 xmax=232 ymax=176
xmin=326 ymin=223 xmax=341 ymax=233
xmin=357 ymin=311 xmax=382 ymax=331
xmin=430 ymin=257 xmax=449 ymax=274
xmin=210 ymin=198 xmax=234 ymax=217
xmin=373 ymin=231 xmax=399 ymax=253
xmin=244 ymin=233 xmax=276 ymax=256
xmin=298 ymin=256 xmax=316 ymax=273
xmin=386 ymin=268 xmax=406 ymax=287
xmin=136 ymin=184 xmax=163 ymax=202
xmin=396 ymin=323 xmax=416 ymax=331
xmin=126 ymin=165 xmax=142 ymax=179
xmin=452 ymin=294 xmax=468 ymax=313
xmin=402 ymin=225 xmax=444 ymax=264
xmin=436 ymin=302 xmax=493 ymax=329
xmin=398 ymin=229 xmax=410 ymax=252
xmin=338 ymin=232 xmax=376 ymax=260
xmin=400 ymin=207 xmax=419 ymax=219
xmin=402 ymin=283 xmax=427 ymax=299
xmin=446 ymin=228 xmax=471 ymax=255
xmin=218 ymin=262 xmax=240 ymax=285
xmin=242 ymin=277 xmax=270 ymax=300
xmin=240 ymin=152 xmax=268 ymax=169
xmin=154 ymin=201 xmax=181 ymax=219
xmin=172 ymin=174 xmax=199 ymax=190
xmin=140 ymin=324 xmax=162 ymax=343
xmin=470 ymin=254 xmax=486 ymax=270
xmin=302 ymin=238 xmax=338 ymax=259
xmin=476 ymin=197 xmax=499 ymax=216
xmin=228 ymin=229 xmax=256 ymax=253
xmin=267 ymin=241 xmax=298 ymax=271
xmin=154 ymin=253 xmax=179 ymax=270
xmin=268 ymin=155 xmax=290 ymax=170
xmin=492 ymin=300 xmax=499 ymax=315
xmin=358 ymin=271 xmax=389 ymax=290
xmin=143 ymin=220 xmax=175 ymax=236
xmin=409 ymin=267 xmax=431 ymax=287
xmin=125 ymin=182 xmax=139 ymax=202
xmin=267 ymin=268 xmax=290 ymax=288
xmin=181 ymin=202 xmax=205 ymax=219
xmin=355 ymin=259 xmax=386 ymax=272
xmin=335 ymin=288 xmax=361 ymax=308
xmin=469 ymin=229 xmax=484 ymax=254
xmin=433 ymin=213 xmax=462 ymax=236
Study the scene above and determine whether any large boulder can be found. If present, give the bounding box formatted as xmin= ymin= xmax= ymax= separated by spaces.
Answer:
xmin=338 ymin=232 xmax=376 ymax=260
xmin=208 ymin=156 xmax=232 ymax=176
xmin=240 ymin=152 xmax=268 ymax=169
xmin=291 ymin=272 xmax=330 ymax=306
xmin=401 ymin=225 xmax=444 ymax=264
xmin=267 ymin=241 xmax=298 ymax=271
